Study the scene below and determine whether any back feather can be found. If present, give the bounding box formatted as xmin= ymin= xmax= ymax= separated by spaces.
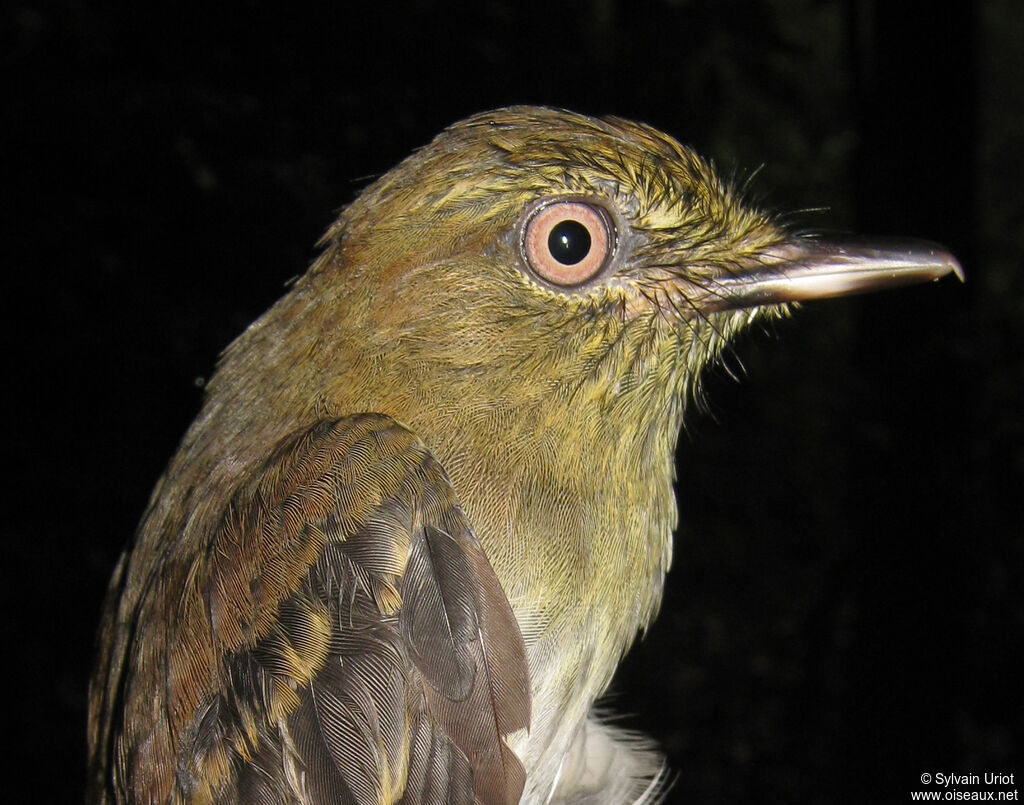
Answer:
xmin=94 ymin=414 xmax=530 ymax=805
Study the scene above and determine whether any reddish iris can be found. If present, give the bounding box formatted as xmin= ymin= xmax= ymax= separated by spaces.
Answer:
xmin=523 ymin=201 xmax=612 ymax=286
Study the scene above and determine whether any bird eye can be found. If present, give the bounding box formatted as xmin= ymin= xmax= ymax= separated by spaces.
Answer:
xmin=522 ymin=201 xmax=613 ymax=286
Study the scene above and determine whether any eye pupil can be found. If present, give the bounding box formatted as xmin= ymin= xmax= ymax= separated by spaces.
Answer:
xmin=547 ymin=220 xmax=592 ymax=265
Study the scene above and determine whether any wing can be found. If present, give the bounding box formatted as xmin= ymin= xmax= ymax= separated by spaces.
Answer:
xmin=101 ymin=414 xmax=530 ymax=805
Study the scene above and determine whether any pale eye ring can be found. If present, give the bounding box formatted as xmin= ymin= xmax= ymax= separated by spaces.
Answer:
xmin=522 ymin=200 xmax=614 ymax=286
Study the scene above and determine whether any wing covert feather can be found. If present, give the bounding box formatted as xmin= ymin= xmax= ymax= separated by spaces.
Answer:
xmin=102 ymin=414 xmax=530 ymax=805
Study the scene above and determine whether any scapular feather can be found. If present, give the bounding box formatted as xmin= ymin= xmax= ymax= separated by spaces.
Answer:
xmin=93 ymin=414 xmax=530 ymax=804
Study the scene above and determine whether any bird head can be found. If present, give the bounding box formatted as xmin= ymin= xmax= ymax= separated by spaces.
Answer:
xmin=262 ymin=106 xmax=960 ymax=447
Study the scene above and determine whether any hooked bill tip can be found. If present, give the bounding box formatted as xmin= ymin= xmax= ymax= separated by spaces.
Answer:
xmin=704 ymin=236 xmax=963 ymax=312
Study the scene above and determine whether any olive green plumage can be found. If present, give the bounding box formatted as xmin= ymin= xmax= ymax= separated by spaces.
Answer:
xmin=88 ymin=107 xmax=958 ymax=805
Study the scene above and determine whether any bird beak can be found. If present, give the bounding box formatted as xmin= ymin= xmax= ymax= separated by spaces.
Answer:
xmin=699 ymin=237 xmax=964 ymax=313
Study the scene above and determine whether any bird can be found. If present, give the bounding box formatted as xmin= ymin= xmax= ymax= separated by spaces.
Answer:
xmin=86 ymin=106 xmax=961 ymax=805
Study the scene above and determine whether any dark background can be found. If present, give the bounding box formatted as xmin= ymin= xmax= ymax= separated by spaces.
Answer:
xmin=7 ymin=1 xmax=1021 ymax=802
